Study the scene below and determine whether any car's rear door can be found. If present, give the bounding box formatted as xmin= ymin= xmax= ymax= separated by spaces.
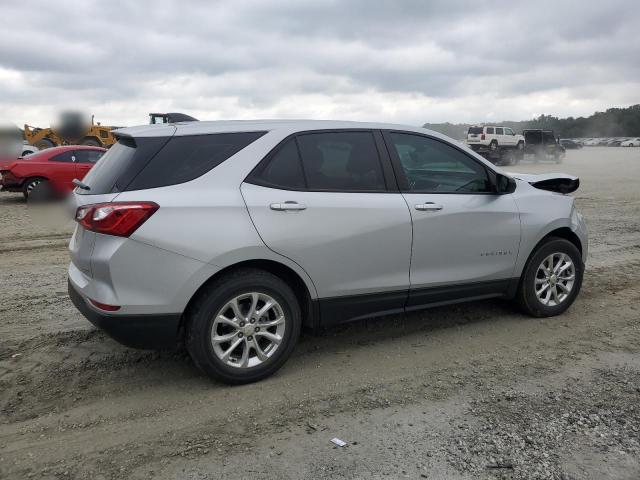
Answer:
xmin=241 ymin=129 xmax=412 ymax=324
xmin=382 ymin=130 xmax=521 ymax=309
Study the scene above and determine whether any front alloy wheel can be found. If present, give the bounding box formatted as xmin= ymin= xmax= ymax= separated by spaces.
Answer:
xmin=516 ymin=237 xmax=583 ymax=317
xmin=534 ymin=253 xmax=575 ymax=306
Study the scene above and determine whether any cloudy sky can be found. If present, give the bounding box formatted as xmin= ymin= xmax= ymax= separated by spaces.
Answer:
xmin=1 ymin=0 xmax=638 ymax=128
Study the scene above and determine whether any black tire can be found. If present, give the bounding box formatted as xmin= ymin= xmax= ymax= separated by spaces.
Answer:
xmin=186 ymin=268 xmax=301 ymax=384
xmin=489 ymin=140 xmax=498 ymax=152
xmin=515 ymin=237 xmax=583 ymax=318
xmin=22 ymin=177 xmax=46 ymax=200
xmin=81 ymin=137 xmax=101 ymax=147
xmin=34 ymin=138 xmax=55 ymax=150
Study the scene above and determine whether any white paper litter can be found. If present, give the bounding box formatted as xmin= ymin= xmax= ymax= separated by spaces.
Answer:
xmin=330 ymin=437 xmax=347 ymax=447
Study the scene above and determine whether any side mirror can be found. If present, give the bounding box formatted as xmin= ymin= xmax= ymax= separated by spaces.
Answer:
xmin=495 ymin=173 xmax=516 ymax=194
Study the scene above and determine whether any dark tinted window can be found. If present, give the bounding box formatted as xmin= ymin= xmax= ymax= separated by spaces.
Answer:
xmin=296 ymin=131 xmax=385 ymax=191
xmin=248 ymin=138 xmax=305 ymax=189
xmin=495 ymin=127 xmax=504 ymax=135
xmin=389 ymin=133 xmax=492 ymax=193
xmin=77 ymin=137 xmax=168 ymax=195
xmin=79 ymin=132 xmax=265 ymax=194
xmin=542 ymin=131 xmax=556 ymax=144
xmin=468 ymin=127 xmax=483 ymax=134
xmin=126 ymin=132 xmax=266 ymax=191
xmin=486 ymin=127 xmax=495 ymax=134
xmin=50 ymin=151 xmax=74 ymax=163
xmin=524 ymin=130 xmax=543 ymax=145
xmin=74 ymin=149 xmax=104 ymax=164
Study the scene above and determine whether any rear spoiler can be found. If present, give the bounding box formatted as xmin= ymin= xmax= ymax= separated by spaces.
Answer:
xmin=510 ymin=173 xmax=579 ymax=194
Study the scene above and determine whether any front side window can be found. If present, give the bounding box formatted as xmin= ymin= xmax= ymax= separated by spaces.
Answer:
xmin=505 ymin=128 xmax=514 ymax=135
xmin=296 ymin=131 xmax=386 ymax=191
xmin=388 ymin=132 xmax=492 ymax=193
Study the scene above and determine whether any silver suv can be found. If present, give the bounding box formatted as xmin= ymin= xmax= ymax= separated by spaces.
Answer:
xmin=68 ymin=120 xmax=587 ymax=384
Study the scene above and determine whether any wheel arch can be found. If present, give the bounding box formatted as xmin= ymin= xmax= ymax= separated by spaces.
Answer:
xmin=22 ymin=175 xmax=48 ymax=187
xmin=180 ymin=258 xmax=319 ymax=337
xmin=517 ymin=226 xmax=583 ymax=276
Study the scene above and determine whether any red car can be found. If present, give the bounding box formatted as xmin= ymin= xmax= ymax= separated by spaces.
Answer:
xmin=0 ymin=145 xmax=106 ymax=199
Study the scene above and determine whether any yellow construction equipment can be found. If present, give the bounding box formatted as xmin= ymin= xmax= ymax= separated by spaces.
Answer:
xmin=24 ymin=113 xmax=119 ymax=150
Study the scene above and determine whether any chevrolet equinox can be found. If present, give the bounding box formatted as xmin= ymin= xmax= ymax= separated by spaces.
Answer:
xmin=68 ymin=120 xmax=587 ymax=384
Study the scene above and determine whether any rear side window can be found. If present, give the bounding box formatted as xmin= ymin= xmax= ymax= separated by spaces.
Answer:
xmin=296 ymin=131 xmax=386 ymax=191
xmin=486 ymin=127 xmax=495 ymax=134
xmin=495 ymin=127 xmax=504 ymax=135
xmin=78 ymin=137 xmax=168 ymax=194
xmin=126 ymin=132 xmax=266 ymax=191
xmin=248 ymin=138 xmax=305 ymax=189
xmin=543 ymin=131 xmax=556 ymax=144
xmin=79 ymin=132 xmax=266 ymax=194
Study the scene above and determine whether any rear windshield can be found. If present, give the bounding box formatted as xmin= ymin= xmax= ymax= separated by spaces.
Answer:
xmin=468 ymin=127 xmax=483 ymax=134
xmin=79 ymin=131 xmax=266 ymax=194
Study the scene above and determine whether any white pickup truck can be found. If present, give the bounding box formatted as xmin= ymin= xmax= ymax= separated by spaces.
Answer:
xmin=466 ymin=125 xmax=525 ymax=164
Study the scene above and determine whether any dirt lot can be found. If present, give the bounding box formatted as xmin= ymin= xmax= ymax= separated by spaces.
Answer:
xmin=1 ymin=147 xmax=639 ymax=480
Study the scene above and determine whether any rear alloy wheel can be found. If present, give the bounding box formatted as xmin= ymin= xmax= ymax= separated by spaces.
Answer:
xmin=211 ymin=292 xmax=286 ymax=368
xmin=516 ymin=238 xmax=583 ymax=317
xmin=186 ymin=268 xmax=301 ymax=384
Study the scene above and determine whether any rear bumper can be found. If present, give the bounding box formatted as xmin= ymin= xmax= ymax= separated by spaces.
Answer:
xmin=68 ymin=279 xmax=181 ymax=349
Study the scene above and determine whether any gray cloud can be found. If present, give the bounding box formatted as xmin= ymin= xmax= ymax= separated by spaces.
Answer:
xmin=1 ymin=0 xmax=638 ymax=126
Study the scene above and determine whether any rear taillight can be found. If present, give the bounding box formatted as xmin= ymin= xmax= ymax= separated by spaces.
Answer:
xmin=481 ymin=133 xmax=486 ymax=140
xmin=75 ymin=202 xmax=159 ymax=237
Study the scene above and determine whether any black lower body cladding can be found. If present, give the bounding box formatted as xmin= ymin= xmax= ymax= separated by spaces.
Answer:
xmin=68 ymin=280 xmax=181 ymax=349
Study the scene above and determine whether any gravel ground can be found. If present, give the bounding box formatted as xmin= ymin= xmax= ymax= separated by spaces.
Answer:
xmin=1 ymin=147 xmax=639 ymax=479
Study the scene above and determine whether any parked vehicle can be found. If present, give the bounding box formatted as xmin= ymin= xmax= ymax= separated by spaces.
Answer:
xmin=522 ymin=129 xmax=566 ymax=162
xmin=149 ymin=112 xmax=199 ymax=124
xmin=67 ymin=120 xmax=587 ymax=384
xmin=559 ymin=139 xmax=582 ymax=149
xmin=21 ymin=143 xmax=39 ymax=156
xmin=0 ymin=145 xmax=105 ymax=200
xmin=620 ymin=138 xmax=640 ymax=147
xmin=24 ymin=113 xmax=118 ymax=150
xmin=465 ymin=125 xmax=525 ymax=164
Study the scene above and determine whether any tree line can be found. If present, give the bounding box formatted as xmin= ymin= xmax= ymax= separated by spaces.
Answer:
xmin=423 ymin=104 xmax=640 ymax=140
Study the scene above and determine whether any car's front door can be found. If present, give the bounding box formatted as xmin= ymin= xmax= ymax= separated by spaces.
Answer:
xmin=241 ymin=130 xmax=412 ymax=323
xmin=74 ymin=149 xmax=104 ymax=183
xmin=382 ymin=131 xmax=521 ymax=308
xmin=47 ymin=150 xmax=77 ymax=189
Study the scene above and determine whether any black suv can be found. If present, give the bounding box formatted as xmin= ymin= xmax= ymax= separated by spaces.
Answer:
xmin=522 ymin=129 xmax=566 ymax=163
